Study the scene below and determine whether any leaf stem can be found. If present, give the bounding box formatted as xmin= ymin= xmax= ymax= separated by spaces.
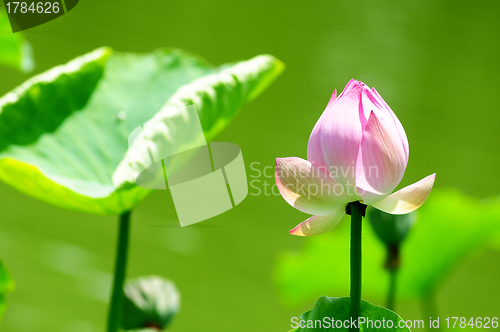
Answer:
xmin=386 ymin=269 xmax=397 ymax=311
xmin=349 ymin=202 xmax=362 ymax=332
xmin=385 ymin=244 xmax=400 ymax=311
xmin=107 ymin=211 xmax=131 ymax=332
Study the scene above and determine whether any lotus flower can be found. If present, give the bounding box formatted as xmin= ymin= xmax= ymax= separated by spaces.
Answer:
xmin=275 ymin=79 xmax=435 ymax=236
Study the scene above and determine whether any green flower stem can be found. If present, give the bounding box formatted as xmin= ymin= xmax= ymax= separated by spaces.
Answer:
xmin=386 ymin=269 xmax=397 ymax=311
xmin=349 ymin=202 xmax=362 ymax=332
xmin=107 ymin=211 xmax=131 ymax=332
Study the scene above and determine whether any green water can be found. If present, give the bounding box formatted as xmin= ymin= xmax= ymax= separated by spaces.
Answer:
xmin=0 ymin=0 xmax=499 ymax=331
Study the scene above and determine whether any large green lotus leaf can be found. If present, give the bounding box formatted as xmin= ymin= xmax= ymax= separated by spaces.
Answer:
xmin=0 ymin=259 xmax=15 ymax=321
xmin=0 ymin=48 xmax=284 ymax=214
xmin=0 ymin=11 xmax=34 ymax=72
xmin=290 ymin=296 xmax=410 ymax=332
xmin=275 ymin=189 xmax=500 ymax=305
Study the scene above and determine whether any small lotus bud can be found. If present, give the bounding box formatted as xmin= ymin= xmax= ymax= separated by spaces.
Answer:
xmin=121 ymin=276 xmax=180 ymax=331
xmin=367 ymin=207 xmax=416 ymax=245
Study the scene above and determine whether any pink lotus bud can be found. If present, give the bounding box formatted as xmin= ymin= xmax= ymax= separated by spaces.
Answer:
xmin=275 ymin=80 xmax=435 ymax=236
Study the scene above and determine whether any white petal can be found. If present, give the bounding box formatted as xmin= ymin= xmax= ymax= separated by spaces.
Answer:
xmin=275 ymin=157 xmax=350 ymax=215
xmin=372 ymin=174 xmax=436 ymax=214
xmin=289 ymin=205 xmax=346 ymax=236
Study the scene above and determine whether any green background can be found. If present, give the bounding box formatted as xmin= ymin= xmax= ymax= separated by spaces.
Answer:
xmin=0 ymin=0 xmax=499 ymax=331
